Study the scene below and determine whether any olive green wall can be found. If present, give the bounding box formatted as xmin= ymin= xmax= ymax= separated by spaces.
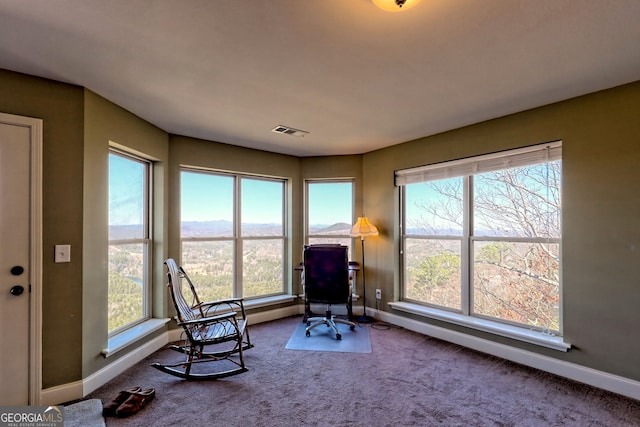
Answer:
xmin=299 ymin=155 xmax=363 ymax=204
xmin=0 ymin=69 xmax=84 ymax=388
xmin=3 ymin=65 xmax=639 ymax=391
xmin=362 ymin=81 xmax=640 ymax=381
xmin=83 ymin=90 xmax=169 ymax=377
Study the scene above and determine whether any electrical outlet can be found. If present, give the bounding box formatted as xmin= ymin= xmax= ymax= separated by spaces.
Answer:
xmin=375 ymin=289 xmax=382 ymax=300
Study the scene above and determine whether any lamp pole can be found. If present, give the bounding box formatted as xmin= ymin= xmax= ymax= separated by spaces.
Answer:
xmin=351 ymin=216 xmax=378 ymax=324
xmin=357 ymin=235 xmax=374 ymax=324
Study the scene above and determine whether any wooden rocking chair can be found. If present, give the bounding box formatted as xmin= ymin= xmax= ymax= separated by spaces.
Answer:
xmin=151 ymin=258 xmax=252 ymax=380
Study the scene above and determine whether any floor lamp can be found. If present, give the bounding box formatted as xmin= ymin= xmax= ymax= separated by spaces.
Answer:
xmin=350 ymin=216 xmax=379 ymax=324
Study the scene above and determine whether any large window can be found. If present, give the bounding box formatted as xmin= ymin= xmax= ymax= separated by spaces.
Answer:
xmin=180 ymin=170 xmax=287 ymax=300
xmin=399 ymin=142 xmax=562 ymax=333
xmin=305 ymin=180 xmax=354 ymax=256
xmin=108 ymin=150 xmax=151 ymax=334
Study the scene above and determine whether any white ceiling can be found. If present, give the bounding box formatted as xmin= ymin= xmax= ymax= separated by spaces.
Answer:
xmin=1 ymin=0 xmax=639 ymax=157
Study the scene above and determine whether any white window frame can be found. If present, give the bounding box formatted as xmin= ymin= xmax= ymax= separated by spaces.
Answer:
xmin=180 ymin=168 xmax=288 ymax=299
xmin=304 ymin=179 xmax=355 ymax=257
xmin=107 ymin=149 xmax=152 ymax=336
xmin=393 ymin=141 xmax=569 ymax=351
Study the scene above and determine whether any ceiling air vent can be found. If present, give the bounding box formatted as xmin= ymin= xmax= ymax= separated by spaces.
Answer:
xmin=271 ymin=125 xmax=309 ymax=137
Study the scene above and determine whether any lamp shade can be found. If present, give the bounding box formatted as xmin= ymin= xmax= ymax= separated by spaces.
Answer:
xmin=371 ymin=0 xmax=420 ymax=12
xmin=350 ymin=217 xmax=379 ymax=238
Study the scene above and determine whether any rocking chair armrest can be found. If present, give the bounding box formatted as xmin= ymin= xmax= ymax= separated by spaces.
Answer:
xmin=177 ymin=311 xmax=237 ymax=326
xmin=196 ymin=298 xmax=248 ymax=318
xmin=196 ymin=297 xmax=245 ymax=309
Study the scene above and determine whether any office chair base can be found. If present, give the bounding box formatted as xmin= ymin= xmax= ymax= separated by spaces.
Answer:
xmin=305 ymin=311 xmax=356 ymax=340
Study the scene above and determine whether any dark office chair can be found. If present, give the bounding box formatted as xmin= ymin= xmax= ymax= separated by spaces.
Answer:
xmin=302 ymin=244 xmax=356 ymax=340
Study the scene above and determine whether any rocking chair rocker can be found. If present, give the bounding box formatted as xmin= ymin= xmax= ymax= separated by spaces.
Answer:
xmin=151 ymin=258 xmax=253 ymax=380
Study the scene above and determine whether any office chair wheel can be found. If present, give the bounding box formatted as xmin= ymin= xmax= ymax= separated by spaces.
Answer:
xmin=306 ymin=330 xmax=311 ymax=337
xmin=350 ymin=325 xmax=355 ymax=331
xmin=336 ymin=333 xmax=342 ymax=340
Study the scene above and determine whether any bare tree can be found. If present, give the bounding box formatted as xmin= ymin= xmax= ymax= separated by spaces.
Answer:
xmin=406 ymin=161 xmax=561 ymax=331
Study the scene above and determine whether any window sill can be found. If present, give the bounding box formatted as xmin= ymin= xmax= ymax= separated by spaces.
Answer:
xmin=244 ymin=294 xmax=296 ymax=309
xmin=389 ymin=301 xmax=571 ymax=352
xmin=102 ymin=318 xmax=170 ymax=358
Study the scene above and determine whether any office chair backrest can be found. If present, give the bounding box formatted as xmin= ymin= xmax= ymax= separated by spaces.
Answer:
xmin=303 ymin=244 xmax=350 ymax=304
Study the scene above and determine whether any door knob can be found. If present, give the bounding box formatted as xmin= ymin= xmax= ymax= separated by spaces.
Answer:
xmin=10 ymin=285 xmax=24 ymax=296
xmin=11 ymin=266 xmax=24 ymax=276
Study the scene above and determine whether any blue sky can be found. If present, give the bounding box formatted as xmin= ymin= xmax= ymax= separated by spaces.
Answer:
xmin=307 ymin=181 xmax=352 ymax=225
xmin=181 ymin=172 xmax=283 ymax=224
xmin=109 ymin=153 xmax=144 ymax=226
xmin=111 ymin=159 xmax=354 ymax=227
xmin=180 ymin=172 xmax=352 ymax=225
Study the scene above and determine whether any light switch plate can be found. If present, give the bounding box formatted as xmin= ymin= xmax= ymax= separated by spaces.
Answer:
xmin=55 ymin=245 xmax=71 ymax=263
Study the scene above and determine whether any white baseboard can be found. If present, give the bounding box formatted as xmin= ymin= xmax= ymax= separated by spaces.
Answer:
xmin=84 ymin=333 xmax=170 ymax=396
xmin=40 ymin=305 xmax=300 ymax=405
xmin=40 ymin=333 xmax=170 ymax=406
xmin=40 ymin=380 xmax=84 ymax=406
xmin=248 ymin=305 xmax=301 ymax=326
xmin=40 ymin=304 xmax=640 ymax=404
xmin=377 ymin=310 xmax=640 ymax=401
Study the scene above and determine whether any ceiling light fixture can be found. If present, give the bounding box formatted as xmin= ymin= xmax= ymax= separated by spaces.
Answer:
xmin=371 ymin=0 xmax=420 ymax=12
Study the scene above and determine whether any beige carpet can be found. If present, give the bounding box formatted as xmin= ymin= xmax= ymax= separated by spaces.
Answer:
xmin=87 ymin=316 xmax=640 ymax=426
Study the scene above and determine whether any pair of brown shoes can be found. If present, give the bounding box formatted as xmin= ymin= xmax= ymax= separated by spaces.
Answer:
xmin=102 ymin=386 xmax=156 ymax=417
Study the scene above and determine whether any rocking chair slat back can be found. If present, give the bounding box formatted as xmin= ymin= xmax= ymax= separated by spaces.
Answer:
xmin=165 ymin=259 xmax=198 ymax=323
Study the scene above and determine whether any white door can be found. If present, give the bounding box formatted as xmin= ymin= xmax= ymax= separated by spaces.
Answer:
xmin=0 ymin=114 xmax=40 ymax=405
